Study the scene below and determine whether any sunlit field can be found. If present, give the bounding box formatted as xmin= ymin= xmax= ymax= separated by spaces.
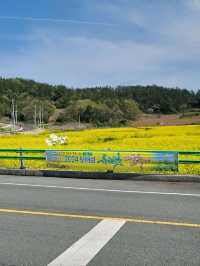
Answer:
xmin=0 ymin=125 xmax=199 ymax=174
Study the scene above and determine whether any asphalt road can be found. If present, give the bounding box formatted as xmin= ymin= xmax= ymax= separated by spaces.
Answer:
xmin=0 ymin=175 xmax=200 ymax=266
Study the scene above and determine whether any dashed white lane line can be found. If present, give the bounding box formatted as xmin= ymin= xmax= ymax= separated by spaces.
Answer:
xmin=47 ymin=219 xmax=125 ymax=266
xmin=0 ymin=182 xmax=200 ymax=197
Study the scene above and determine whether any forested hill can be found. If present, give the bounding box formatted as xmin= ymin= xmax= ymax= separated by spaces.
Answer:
xmin=0 ymin=77 xmax=199 ymax=126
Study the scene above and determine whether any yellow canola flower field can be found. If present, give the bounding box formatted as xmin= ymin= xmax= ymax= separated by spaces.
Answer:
xmin=0 ymin=125 xmax=199 ymax=174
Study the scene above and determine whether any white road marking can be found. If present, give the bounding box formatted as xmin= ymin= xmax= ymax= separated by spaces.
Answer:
xmin=47 ymin=219 xmax=125 ymax=266
xmin=0 ymin=182 xmax=200 ymax=197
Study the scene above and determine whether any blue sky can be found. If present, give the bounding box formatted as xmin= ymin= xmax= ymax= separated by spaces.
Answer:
xmin=0 ymin=0 xmax=200 ymax=90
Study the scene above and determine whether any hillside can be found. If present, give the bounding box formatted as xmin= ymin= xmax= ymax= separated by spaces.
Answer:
xmin=0 ymin=77 xmax=199 ymax=127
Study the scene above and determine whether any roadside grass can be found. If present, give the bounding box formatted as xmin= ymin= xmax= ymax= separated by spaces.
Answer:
xmin=0 ymin=125 xmax=199 ymax=174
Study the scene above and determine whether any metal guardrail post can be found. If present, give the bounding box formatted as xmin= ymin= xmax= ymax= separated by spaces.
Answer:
xmin=19 ymin=148 xmax=25 ymax=169
xmin=177 ymin=152 xmax=179 ymax=172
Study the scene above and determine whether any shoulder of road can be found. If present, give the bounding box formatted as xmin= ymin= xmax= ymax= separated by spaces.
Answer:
xmin=0 ymin=168 xmax=199 ymax=182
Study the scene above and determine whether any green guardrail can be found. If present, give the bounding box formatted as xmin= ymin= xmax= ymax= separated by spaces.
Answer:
xmin=0 ymin=149 xmax=199 ymax=171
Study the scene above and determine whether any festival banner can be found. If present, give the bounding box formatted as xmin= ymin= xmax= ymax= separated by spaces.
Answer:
xmin=46 ymin=150 xmax=178 ymax=173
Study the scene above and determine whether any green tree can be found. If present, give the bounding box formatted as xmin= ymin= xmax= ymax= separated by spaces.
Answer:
xmin=119 ymin=99 xmax=140 ymax=120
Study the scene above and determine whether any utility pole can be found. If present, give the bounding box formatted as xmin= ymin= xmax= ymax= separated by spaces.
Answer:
xmin=39 ymin=105 xmax=41 ymax=128
xmin=15 ymin=104 xmax=18 ymax=125
xmin=11 ymin=99 xmax=16 ymax=132
xmin=34 ymin=104 xmax=37 ymax=128
xmin=34 ymin=104 xmax=44 ymax=129
xmin=41 ymin=105 xmax=44 ymax=128
xmin=39 ymin=105 xmax=42 ymax=128
xmin=78 ymin=111 xmax=81 ymax=129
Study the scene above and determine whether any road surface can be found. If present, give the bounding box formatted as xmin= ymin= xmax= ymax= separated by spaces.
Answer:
xmin=0 ymin=175 xmax=200 ymax=266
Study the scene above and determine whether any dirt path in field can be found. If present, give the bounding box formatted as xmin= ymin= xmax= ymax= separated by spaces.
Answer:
xmin=133 ymin=114 xmax=200 ymax=127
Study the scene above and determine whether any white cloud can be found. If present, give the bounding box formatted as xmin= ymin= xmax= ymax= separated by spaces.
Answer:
xmin=0 ymin=30 xmax=166 ymax=87
xmin=96 ymin=3 xmax=145 ymax=27
xmin=1 ymin=28 xmax=200 ymax=90
xmin=1 ymin=0 xmax=200 ymax=90
xmin=185 ymin=0 xmax=200 ymax=11
xmin=158 ymin=13 xmax=200 ymax=61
